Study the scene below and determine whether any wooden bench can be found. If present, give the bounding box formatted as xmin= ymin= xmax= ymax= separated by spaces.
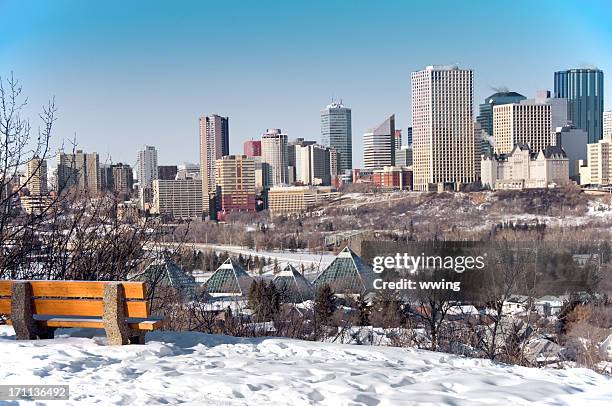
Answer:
xmin=0 ymin=280 xmax=164 ymax=345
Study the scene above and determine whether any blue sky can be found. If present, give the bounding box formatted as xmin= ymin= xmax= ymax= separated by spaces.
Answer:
xmin=1 ymin=0 xmax=611 ymax=167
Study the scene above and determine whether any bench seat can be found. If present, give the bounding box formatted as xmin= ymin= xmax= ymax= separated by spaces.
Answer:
xmin=0 ymin=280 xmax=165 ymax=345
xmin=5 ymin=316 xmax=164 ymax=331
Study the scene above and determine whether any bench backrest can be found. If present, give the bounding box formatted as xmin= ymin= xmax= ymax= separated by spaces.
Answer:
xmin=0 ymin=281 xmax=149 ymax=318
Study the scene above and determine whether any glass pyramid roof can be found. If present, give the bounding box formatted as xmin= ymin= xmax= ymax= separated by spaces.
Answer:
xmin=313 ymin=246 xmax=375 ymax=295
xmin=204 ymin=258 xmax=254 ymax=297
xmin=273 ymin=264 xmax=314 ymax=303
xmin=131 ymin=255 xmax=197 ymax=300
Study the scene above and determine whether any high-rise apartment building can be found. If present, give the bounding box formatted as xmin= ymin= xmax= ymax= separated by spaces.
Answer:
xmin=520 ymin=91 xmax=568 ymax=131
xmin=579 ymin=134 xmax=612 ymax=186
xmin=152 ymin=179 xmax=203 ymax=220
xmin=25 ymin=157 xmax=47 ymax=195
xmin=137 ymin=145 xmax=158 ymax=189
xmin=411 ymin=65 xmax=476 ymax=191
xmin=493 ymin=103 xmax=552 ymax=155
xmin=321 ymin=101 xmax=352 ymax=172
xmin=604 ymin=111 xmax=612 ymax=138
xmin=243 ymin=140 xmax=262 ymax=157
xmin=363 ymin=115 xmax=395 ymax=170
xmin=199 ymin=114 xmax=229 ymax=214
xmin=261 ymin=128 xmax=288 ymax=186
xmin=554 ymin=68 xmax=604 ymax=143
xmin=477 ymin=91 xmax=526 ymax=139
xmin=295 ymin=143 xmax=332 ymax=185
xmin=57 ymin=150 xmax=99 ymax=194
xmin=215 ymin=155 xmax=256 ymax=213
xmin=111 ymin=163 xmax=134 ymax=196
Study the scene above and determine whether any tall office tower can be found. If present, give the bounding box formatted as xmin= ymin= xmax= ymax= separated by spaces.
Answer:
xmin=295 ymin=143 xmax=332 ymax=185
xmin=411 ymin=65 xmax=475 ymax=191
xmin=99 ymin=164 xmax=114 ymax=191
xmin=604 ymin=111 xmax=612 ymax=138
xmin=477 ymin=91 xmax=526 ymax=139
xmin=215 ymin=155 xmax=256 ymax=213
xmin=554 ymin=68 xmax=604 ymax=143
xmin=261 ymin=128 xmax=288 ymax=186
xmin=57 ymin=150 xmax=99 ymax=194
xmin=363 ymin=115 xmax=395 ymax=170
xmin=520 ymin=90 xmax=569 ymax=130
xmin=157 ymin=165 xmax=178 ymax=181
xmin=321 ymin=101 xmax=352 ymax=172
xmin=394 ymin=130 xmax=402 ymax=150
xmin=199 ymin=114 xmax=230 ymax=213
xmin=136 ymin=145 xmax=158 ymax=189
xmin=25 ymin=157 xmax=48 ymax=195
xmin=288 ymin=138 xmax=316 ymax=184
xmin=111 ymin=163 xmax=134 ymax=196
xmin=406 ymin=127 xmax=413 ymax=146
xmin=493 ymin=103 xmax=552 ymax=154
xmin=243 ymin=140 xmax=262 ymax=157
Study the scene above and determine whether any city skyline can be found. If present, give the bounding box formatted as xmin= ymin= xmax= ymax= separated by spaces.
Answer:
xmin=1 ymin=0 xmax=611 ymax=168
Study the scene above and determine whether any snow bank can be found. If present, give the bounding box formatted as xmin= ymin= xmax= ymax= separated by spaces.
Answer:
xmin=0 ymin=326 xmax=610 ymax=405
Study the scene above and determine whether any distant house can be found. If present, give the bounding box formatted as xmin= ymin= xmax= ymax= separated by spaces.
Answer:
xmin=130 ymin=255 xmax=198 ymax=301
xmin=534 ymin=295 xmax=568 ymax=317
xmin=502 ymin=295 xmax=530 ymax=314
xmin=204 ymin=258 xmax=254 ymax=298
xmin=313 ymin=246 xmax=375 ymax=296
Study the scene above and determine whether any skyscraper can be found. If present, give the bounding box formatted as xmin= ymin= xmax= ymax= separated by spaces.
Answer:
xmin=554 ymin=68 xmax=604 ymax=143
xmin=294 ymin=143 xmax=332 ymax=186
xmin=111 ymin=163 xmax=134 ymax=196
xmin=25 ymin=157 xmax=47 ymax=195
xmin=493 ymin=103 xmax=552 ymax=154
xmin=137 ymin=145 xmax=158 ymax=189
xmin=363 ymin=115 xmax=395 ymax=170
xmin=321 ymin=101 xmax=352 ymax=172
xmin=215 ymin=155 xmax=257 ymax=213
xmin=243 ymin=140 xmax=261 ymax=157
xmin=261 ymin=129 xmax=288 ymax=186
xmin=477 ymin=91 xmax=526 ymax=140
xmin=411 ymin=65 xmax=476 ymax=191
xmin=199 ymin=114 xmax=229 ymax=214
xmin=57 ymin=150 xmax=99 ymax=194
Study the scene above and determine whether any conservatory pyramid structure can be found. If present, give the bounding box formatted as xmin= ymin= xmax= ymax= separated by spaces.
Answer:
xmin=130 ymin=254 xmax=197 ymax=301
xmin=313 ymin=246 xmax=376 ymax=295
xmin=204 ymin=258 xmax=254 ymax=297
xmin=273 ymin=264 xmax=314 ymax=303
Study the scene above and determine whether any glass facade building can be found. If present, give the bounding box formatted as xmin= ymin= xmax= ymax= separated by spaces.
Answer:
xmin=477 ymin=92 xmax=527 ymax=139
xmin=321 ymin=101 xmax=352 ymax=172
xmin=554 ymin=68 xmax=604 ymax=144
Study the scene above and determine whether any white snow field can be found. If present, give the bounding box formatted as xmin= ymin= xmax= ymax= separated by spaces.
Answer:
xmin=0 ymin=326 xmax=610 ymax=406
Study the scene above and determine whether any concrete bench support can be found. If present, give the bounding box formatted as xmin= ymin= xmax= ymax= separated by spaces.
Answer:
xmin=11 ymin=281 xmax=55 ymax=340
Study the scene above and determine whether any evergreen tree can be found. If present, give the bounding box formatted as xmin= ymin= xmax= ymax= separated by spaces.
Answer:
xmin=314 ymin=284 xmax=337 ymax=327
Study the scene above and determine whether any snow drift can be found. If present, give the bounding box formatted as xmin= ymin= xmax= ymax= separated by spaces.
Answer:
xmin=0 ymin=326 xmax=610 ymax=405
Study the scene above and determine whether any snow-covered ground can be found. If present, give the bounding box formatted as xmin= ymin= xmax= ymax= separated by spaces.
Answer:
xmin=1 ymin=326 xmax=611 ymax=405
